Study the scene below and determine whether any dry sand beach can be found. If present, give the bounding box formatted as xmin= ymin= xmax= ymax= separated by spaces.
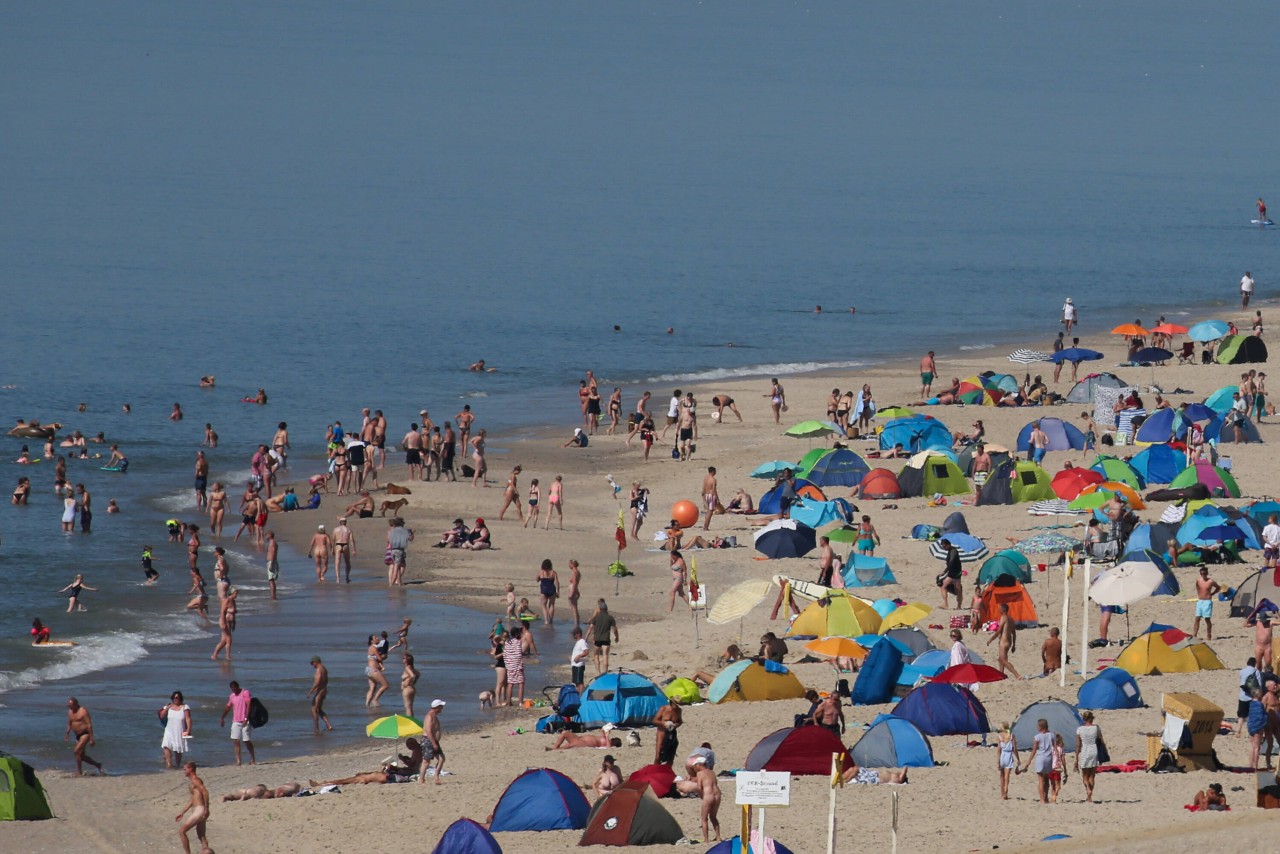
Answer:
xmin=8 ymin=305 xmax=1280 ymax=854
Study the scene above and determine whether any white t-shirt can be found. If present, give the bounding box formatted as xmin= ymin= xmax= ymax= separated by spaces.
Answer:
xmin=571 ymin=638 xmax=589 ymax=668
xmin=1242 ymin=274 xmax=1255 ymax=294
xmin=1063 ymin=302 xmax=1076 ymax=321
xmin=1263 ymin=523 xmax=1280 ymax=549
xmin=949 ymin=641 xmax=971 ymax=667
xmin=667 ymin=396 xmax=680 ymax=418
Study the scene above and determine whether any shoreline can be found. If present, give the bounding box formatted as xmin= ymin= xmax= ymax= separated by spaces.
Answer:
xmin=12 ymin=296 xmax=1280 ymax=853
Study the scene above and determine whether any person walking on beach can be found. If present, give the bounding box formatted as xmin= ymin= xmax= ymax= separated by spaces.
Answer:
xmin=498 ymin=465 xmax=523 ymax=522
xmin=1021 ymin=718 xmax=1054 ymax=804
xmin=766 ymin=379 xmax=785 ymax=425
xmin=418 ymin=700 xmax=446 ymax=785
xmin=1192 ymin=566 xmax=1221 ymax=640
xmin=537 ymin=559 xmax=559 ymax=625
xmin=176 ymin=761 xmax=212 ymax=854
xmin=856 ymin=514 xmax=881 ymax=556
xmin=160 ymin=691 xmax=193 ymax=769
xmin=545 ymin=475 xmax=564 ymax=530
xmin=523 ymin=478 xmax=541 ymax=528
xmin=65 ymin=697 xmax=103 ymax=776
xmin=503 ymin=627 xmax=528 ymax=706
xmin=264 ymin=530 xmax=280 ymax=599
xmin=1029 ymin=421 xmax=1049 ymax=464
xmin=570 ymin=626 xmax=589 ymax=691
xmin=308 ymin=524 xmax=332 ymax=582
xmin=701 ymin=467 xmax=719 ymax=530
xmin=996 ymin=722 xmax=1019 ymax=800
xmin=365 ymin=634 xmax=390 ymax=706
xmin=653 ymin=696 xmax=683 ymax=765
xmin=219 ymin=681 xmax=256 ymax=765
xmin=386 ymin=517 xmax=413 ymax=586
xmin=470 ymin=428 xmax=487 ymax=487
xmin=59 ymin=574 xmax=96 ymax=612
xmin=668 ymin=551 xmax=689 ymax=612
xmin=1075 ymin=711 xmax=1103 ymax=803
xmin=308 ymin=656 xmax=333 ymax=734
xmin=661 ymin=390 xmax=682 ymax=439
xmin=207 ymin=483 xmax=227 ymax=536
xmin=1061 ymin=298 xmax=1076 ymax=333
xmin=919 ymin=352 xmax=936 ymax=398
xmin=1242 ymin=271 xmax=1256 ymax=309
xmin=940 ymin=540 xmax=963 ymax=609
xmin=677 ymin=402 xmax=696 ymax=461
xmin=987 ymin=603 xmax=1022 ymax=679
xmin=590 ymin=599 xmax=619 ymax=674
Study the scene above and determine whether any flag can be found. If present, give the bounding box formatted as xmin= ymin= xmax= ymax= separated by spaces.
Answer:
xmin=615 ymin=509 xmax=627 ymax=550
xmin=688 ymin=557 xmax=699 ymax=603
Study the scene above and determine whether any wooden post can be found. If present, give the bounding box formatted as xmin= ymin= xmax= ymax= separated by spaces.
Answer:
xmin=890 ymin=789 xmax=899 ymax=854
xmin=827 ymin=753 xmax=840 ymax=854
xmin=1080 ymin=558 xmax=1092 ymax=679
xmin=1060 ymin=553 xmax=1071 ymax=689
xmin=741 ymin=805 xmax=751 ymax=851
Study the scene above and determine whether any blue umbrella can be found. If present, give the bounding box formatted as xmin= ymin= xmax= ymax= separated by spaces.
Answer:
xmin=1204 ymin=386 xmax=1239 ymax=415
xmin=1050 ymin=347 xmax=1104 ymax=364
xmin=1188 ymin=320 xmax=1230 ymax=342
xmin=751 ymin=460 xmax=798 ymax=479
xmin=753 ymin=521 xmax=817 ymax=558
xmin=1132 ymin=347 xmax=1173 ymax=363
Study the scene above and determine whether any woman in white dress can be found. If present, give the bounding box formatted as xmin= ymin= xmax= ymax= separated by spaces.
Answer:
xmin=160 ymin=690 xmax=192 ymax=769
xmin=1074 ymin=710 xmax=1103 ymax=803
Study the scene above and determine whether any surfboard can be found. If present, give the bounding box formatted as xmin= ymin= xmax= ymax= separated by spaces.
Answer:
xmin=100 ymin=466 xmax=126 ymax=472
xmin=1252 ymin=219 xmax=1274 ymax=226
xmin=33 ymin=640 xmax=77 ymax=648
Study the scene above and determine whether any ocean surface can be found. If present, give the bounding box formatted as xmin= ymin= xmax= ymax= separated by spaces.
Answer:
xmin=2 ymin=1 xmax=1279 ymax=772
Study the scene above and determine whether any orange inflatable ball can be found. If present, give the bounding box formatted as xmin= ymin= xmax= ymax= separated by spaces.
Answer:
xmin=671 ymin=500 xmax=699 ymax=528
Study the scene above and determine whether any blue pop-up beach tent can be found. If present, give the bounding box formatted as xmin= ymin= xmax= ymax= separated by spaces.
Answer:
xmin=852 ymin=717 xmax=935 ymax=768
xmin=577 ymin=672 xmax=668 ymax=729
xmin=489 ymin=768 xmax=590 ymax=832
xmin=432 ymin=819 xmax=503 ymax=854
xmin=892 ymin=683 xmax=990 ymax=736
xmin=1077 ymin=667 xmax=1143 ymax=710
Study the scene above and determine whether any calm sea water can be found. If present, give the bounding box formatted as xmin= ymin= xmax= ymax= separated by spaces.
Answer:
xmin=2 ymin=2 xmax=1278 ymax=771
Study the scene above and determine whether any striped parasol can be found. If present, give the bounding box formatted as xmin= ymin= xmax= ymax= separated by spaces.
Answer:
xmin=1008 ymin=348 xmax=1052 ymax=365
xmin=928 ymin=534 xmax=989 ymax=563
xmin=1010 ymin=532 xmax=1081 ymax=555
xmin=1026 ymin=499 xmax=1085 ymax=516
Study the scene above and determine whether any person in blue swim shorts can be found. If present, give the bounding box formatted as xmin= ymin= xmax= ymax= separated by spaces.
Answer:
xmin=1192 ymin=566 xmax=1221 ymax=640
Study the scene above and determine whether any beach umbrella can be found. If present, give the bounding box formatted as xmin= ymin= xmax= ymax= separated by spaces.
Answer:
xmin=1152 ymin=323 xmax=1189 ymax=336
xmin=1078 ymin=481 xmax=1145 ymax=509
xmin=1111 ymin=323 xmax=1149 ymax=337
xmin=932 ymin=663 xmax=1007 ymax=684
xmin=1008 ymin=349 xmax=1052 ymax=365
xmin=855 ymin=634 xmax=914 ymax=657
xmin=803 ymin=636 xmax=869 ymax=660
xmin=1188 ymin=320 xmax=1230 ymax=342
xmin=983 ymin=373 xmax=1022 ymax=394
xmin=1011 ymin=532 xmax=1081 ymax=555
xmin=871 ymin=598 xmax=898 ymax=617
xmin=1068 ymin=491 xmax=1111 ymax=510
xmin=1132 ymin=347 xmax=1173 ymax=363
xmin=754 ymin=521 xmax=817 ymax=559
xmin=1203 ymin=385 xmax=1239 ymax=415
xmin=1049 ymin=347 xmax=1104 ymax=364
xmin=784 ymin=420 xmax=836 ymax=439
xmin=751 ymin=460 xmax=799 ymax=479
xmin=706 ymin=579 xmax=774 ymax=625
xmin=928 ymin=534 xmax=989 ymax=563
xmin=1088 ymin=562 xmax=1165 ymax=607
xmin=1051 ymin=467 xmax=1104 ymax=499
xmin=876 ymin=406 xmax=915 ymax=420
xmin=366 ymin=714 xmax=424 ymax=738
xmin=879 ymin=603 xmax=933 ymax=632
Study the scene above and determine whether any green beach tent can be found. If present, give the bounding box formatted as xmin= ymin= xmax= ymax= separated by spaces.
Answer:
xmin=1010 ymin=461 xmax=1056 ymax=503
xmin=664 ymin=677 xmax=702 ymax=704
xmin=0 ymin=755 xmax=52 ymax=821
xmin=977 ymin=552 xmax=1032 ymax=585
xmin=898 ymin=453 xmax=969 ymax=497
xmin=1089 ymin=456 xmax=1144 ymax=490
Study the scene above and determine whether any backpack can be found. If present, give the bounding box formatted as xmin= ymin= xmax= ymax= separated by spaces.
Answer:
xmin=1245 ymin=669 xmax=1263 ymax=695
xmin=1149 ymin=747 xmax=1184 ymax=774
xmin=248 ymin=697 xmax=269 ymax=728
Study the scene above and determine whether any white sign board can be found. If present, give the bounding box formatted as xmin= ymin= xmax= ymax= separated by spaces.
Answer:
xmin=735 ymin=771 xmax=791 ymax=806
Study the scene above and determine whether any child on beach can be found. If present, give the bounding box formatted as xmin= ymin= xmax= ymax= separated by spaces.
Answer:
xmin=141 ymin=546 xmax=158 ymax=584
xmin=1050 ymin=733 xmax=1067 ymax=802
xmin=516 ymin=598 xmax=537 ymax=625
xmin=504 ymin=583 xmax=517 ymax=619
xmin=60 ymin=574 xmax=96 ymax=612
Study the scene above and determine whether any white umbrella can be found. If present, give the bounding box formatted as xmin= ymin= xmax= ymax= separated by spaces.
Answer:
xmin=1088 ymin=561 xmax=1164 ymax=607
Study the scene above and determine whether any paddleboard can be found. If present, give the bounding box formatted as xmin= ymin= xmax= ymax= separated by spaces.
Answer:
xmin=1252 ymin=219 xmax=1274 ymax=226
xmin=33 ymin=640 xmax=77 ymax=648
xmin=100 ymin=466 xmax=126 ymax=472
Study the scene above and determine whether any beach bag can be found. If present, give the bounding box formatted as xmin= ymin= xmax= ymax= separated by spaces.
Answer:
xmin=671 ymin=445 xmax=680 ymax=460
xmin=1096 ymin=733 xmax=1110 ymax=765
xmin=248 ymin=697 xmax=269 ymax=728
xmin=1149 ymin=747 xmax=1183 ymax=774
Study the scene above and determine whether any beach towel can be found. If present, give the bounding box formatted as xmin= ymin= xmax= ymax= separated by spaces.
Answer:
xmin=1183 ymin=804 xmax=1230 ymax=812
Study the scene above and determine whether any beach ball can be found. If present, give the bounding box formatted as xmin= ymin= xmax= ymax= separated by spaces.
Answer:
xmin=671 ymin=500 xmax=699 ymax=527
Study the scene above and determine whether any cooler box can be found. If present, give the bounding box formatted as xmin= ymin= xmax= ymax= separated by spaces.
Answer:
xmin=1163 ymin=693 xmax=1223 ymax=756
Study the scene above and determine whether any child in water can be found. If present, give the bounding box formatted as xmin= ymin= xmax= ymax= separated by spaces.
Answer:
xmin=141 ymin=546 xmax=158 ymax=585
